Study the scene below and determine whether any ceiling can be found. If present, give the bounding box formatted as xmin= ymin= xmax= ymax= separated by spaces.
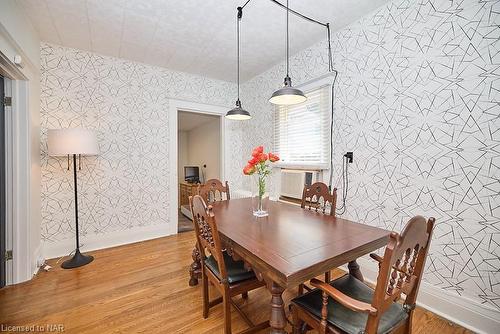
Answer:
xmin=178 ymin=111 xmax=219 ymax=132
xmin=18 ymin=0 xmax=389 ymax=82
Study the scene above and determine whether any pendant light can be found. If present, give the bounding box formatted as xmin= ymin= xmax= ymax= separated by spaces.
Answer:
xmin=269 ymin=0 xmax=307 ymax=105
xmin=226 ymin=7 xmax=251 ymax=120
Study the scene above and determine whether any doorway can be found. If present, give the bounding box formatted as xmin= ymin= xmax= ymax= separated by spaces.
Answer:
xmin=177 ymin=111 xmax=222 ymax=233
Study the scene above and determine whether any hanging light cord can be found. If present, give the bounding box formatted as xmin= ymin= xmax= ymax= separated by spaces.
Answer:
xmin=239 ymin=0 xmax=348 ymax=212
xmin=268 ymin=0 xmax=328 ymax=27
xmin=327 ymin=70 xmax=338 ymax=189
xmin=236 ymin=7 xmax=242 ymax=102
xmin=286 ymin=0 xmax=289 ymax=77
xmin=241 ymin=0 xmax=252 ymax=9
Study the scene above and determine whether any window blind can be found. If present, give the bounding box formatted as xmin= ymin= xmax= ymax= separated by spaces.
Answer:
xmin=273 ymin=85 xmax=330 ymax=168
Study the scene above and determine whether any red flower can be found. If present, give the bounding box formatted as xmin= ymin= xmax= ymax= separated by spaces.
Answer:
xmin=268 ymin=153 xmax=280 ymax=162
xmin=251 ymin=145 xmax=264 ymax=157
xmin=258 ymin=153 xmax=268 ymax=163
xmin=248 ymin=156 xmax=259 ymax=166
xmin=243 ymin=164 xmax=256 ymax=175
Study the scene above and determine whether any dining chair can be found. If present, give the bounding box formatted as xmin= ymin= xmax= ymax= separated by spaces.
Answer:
xmin=189 ymin=179 xmax=231 ymax=286
xmin=299 ymin=182 xmax=338 ymax=294
xmin=198 ymin=178 xmax=230 ymax=203
xmin=290 ymin=215 xmax=435 ymax=334
xmin=189 ymin=195 xmax=269 ymax=334
xmin=301 ymin=182 xmax=337 ymax=216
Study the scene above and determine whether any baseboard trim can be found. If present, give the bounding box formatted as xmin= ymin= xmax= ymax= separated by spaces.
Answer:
xmin=42 ymin=224 xmax=174 ymax=260
xmin=31 ymin=243 xmax=43 ymax=278
xmin=341 ymin=257 xmax=499 ymax=334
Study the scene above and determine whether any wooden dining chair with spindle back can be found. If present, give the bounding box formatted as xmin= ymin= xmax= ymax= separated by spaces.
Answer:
xmin=290 ymin=215 xmax=435 ymax=334
xmin=189 ymin=195 xmax=269 ymax=334
xmin=189 ymin=178 xmax=231 ymax=286
xmin=198 ymin=178 xmax=230 ymax=203
xmin=301 ymin=182 xmax=337 ymax=216
xmin=298 ymin=182 xmax=338 ymax=295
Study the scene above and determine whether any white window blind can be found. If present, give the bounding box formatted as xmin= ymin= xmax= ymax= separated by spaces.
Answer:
xmin=273 ymin=85 xmax=330 ymax=168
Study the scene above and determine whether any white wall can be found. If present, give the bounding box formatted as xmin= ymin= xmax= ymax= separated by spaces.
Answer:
xmin=187 ymin=119 xmax=220 ymax=182
xmin=241 ymin=0 xmax=500 ymax=331
xmin=0 ymin=0 xmax=41 ymax=283
xmin=40 ymin=43 xmax=236 ymax=259
xmin=178 ymin=131 xmax=189 ymax=184
xmin=178 ymin=118 xmax=221 ymax=183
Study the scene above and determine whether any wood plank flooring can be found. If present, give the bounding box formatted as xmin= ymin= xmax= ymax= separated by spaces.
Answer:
xmin=0 ymin=232 xmax=471 ymax=333
xmin=178 ymin=209 xmax=194 ymax=233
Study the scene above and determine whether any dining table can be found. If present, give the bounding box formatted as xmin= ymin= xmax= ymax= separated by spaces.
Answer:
xmin=188 ymin=198 xmax=391 ymax=334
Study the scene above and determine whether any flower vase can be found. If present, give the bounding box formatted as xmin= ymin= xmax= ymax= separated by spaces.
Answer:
xmin=251 ymin=174 xmax=269 ymax=217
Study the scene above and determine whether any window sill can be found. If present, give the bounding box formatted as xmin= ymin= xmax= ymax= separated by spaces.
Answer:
xmin=273 ymin=162 xmax=329 ymax=171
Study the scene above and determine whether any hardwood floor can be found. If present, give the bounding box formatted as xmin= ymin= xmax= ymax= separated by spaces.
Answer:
xmin=178 ymin=209 xmax=194 ymax=233
xmin=0 ymin=232 xmax=471 ymax=333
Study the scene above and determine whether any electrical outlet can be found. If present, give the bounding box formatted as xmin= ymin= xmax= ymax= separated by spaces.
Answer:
xmin=344 ymin=152 xmax=353 ymax=163
xmin=36 ymin=257 xmax=46 ymax=268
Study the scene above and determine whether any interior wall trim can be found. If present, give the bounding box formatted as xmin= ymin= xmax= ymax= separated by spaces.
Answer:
xmin=42 ymin=223 xmax=171 ymax=260
xmin=0 ymin=50 xmax=33 ymax=284
xmin=342 ymin=257 xmax=500 ymax=334
xmin=168 ymin=99 xmax=230 ymax=235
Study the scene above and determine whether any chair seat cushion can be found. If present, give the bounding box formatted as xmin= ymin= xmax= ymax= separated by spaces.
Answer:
xmin=205 ymin=251 xmax=256 ymax=284
xmin=292 ymin=274 xmax=408 ymax=334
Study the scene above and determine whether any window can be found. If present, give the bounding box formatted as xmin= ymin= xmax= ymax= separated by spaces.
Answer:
xmin=273 ymin=85 xmax=330 ymax=168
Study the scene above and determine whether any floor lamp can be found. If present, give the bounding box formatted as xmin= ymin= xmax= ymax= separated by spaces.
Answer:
xmin=48 ymin=128 xmax=99 ymax=269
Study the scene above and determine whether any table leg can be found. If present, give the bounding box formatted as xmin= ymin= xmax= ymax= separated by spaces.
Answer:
xmin=189 ymin=245 xmax=202 ymax=286
xmin=348 ymin=260 xmax=364 ymax=281
xmin=269 ymin=281 xmax=287 ymax=334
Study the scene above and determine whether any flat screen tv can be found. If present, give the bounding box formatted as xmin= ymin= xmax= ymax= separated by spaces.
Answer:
xmin=184 ymin=166 xmax=200 ymax=183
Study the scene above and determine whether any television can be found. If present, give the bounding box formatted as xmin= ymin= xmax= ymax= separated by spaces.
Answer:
xmin=184 ymin=166 xmax=200 ymax=183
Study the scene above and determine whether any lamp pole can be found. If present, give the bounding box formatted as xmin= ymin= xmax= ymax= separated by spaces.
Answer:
xmin=61 ymin=153 xmax=94 ymax=269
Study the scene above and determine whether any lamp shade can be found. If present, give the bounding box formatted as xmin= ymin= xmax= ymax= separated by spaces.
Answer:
xmin=225 ymin=100 xmax=252 ymax=120
xmin=48 ymin=128 xmax=99 ymax=156
xmin=226 ymin=106 xmax=252 ymax=120
xmin=269 ymin=86 xmax=307 ymax=105
xmin=269 ymin=76 xmax=307 ymax=106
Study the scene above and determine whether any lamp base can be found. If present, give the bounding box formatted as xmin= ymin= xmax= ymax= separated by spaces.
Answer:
xmin=61 ymin=249 xmax=94 ymax=269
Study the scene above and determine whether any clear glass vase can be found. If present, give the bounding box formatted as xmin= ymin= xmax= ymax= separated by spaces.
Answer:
xmin=251 ymin=174 xmax=269 ymax=217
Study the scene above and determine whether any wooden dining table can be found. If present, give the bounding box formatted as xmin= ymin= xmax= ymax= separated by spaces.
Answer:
xmin=188 ymin=198 xmax=391 ymax=334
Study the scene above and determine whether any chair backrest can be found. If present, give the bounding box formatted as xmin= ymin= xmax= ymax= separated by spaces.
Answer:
xmin=371 ymin=216 xmax=435 ymax=318
xmin=300 ymin=182 xmax=337 ymax=216
xmin=189 ymin=195 xmax=227 ymax=280
xmin=198 ymin=179 xmax=230 ymax=203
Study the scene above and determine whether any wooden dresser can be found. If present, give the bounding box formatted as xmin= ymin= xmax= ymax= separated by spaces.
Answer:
xmin=179 ymin=182 xmax=203 ymax=208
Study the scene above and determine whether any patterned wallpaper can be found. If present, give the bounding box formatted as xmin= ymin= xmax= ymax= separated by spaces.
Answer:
xmin=40 ymin=43 xmax=240 ymax=245
xmin=241 ymin=0 xmax=500 ymax=310
xmin=40 ymin=0 xmax=499 ymax=311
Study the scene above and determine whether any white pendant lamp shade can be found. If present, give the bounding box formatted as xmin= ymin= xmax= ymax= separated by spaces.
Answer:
xmin=48 ymin=128 xmax=99 ymax=156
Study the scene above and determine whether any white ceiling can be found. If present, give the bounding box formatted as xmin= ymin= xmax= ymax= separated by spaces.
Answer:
xmin=178 ymin=111 xmax=219 ymax=132
xmin=18 ymin=0 xmax=389 ymax=82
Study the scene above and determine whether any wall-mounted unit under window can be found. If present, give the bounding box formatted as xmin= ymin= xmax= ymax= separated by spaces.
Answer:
xmin=280 ymin=169 xmax=320 ymax=200
xmin=273 ymin=85 xmax=330 ymax=169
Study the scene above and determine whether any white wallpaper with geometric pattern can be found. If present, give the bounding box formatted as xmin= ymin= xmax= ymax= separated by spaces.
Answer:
xmin=40 ymin=0 xmax=499 ymax=312
xmin=40 ymin=43 xmax=242 ymax=247
xmin=241 ymin=0 xmax=500 ymax=311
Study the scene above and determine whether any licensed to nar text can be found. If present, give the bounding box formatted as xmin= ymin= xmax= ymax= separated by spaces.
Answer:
xmin=1 ymin=324 xmax=65 ymax=332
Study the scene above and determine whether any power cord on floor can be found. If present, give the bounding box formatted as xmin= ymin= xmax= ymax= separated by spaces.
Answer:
xmin=55 ymin=243 xmax=84 ymax=264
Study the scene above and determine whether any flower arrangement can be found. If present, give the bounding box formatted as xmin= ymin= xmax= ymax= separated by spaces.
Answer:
xmin=243 ymin=146 xmax=279 ymax=217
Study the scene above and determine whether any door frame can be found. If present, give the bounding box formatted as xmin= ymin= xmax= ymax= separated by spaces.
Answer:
xmin=0 ymin=75 xmax=5 ymax=288
xmin=0 ymin=51 xmax=32 ymax=285
xmin=168 ymin=99 xmax=229 ymax=235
